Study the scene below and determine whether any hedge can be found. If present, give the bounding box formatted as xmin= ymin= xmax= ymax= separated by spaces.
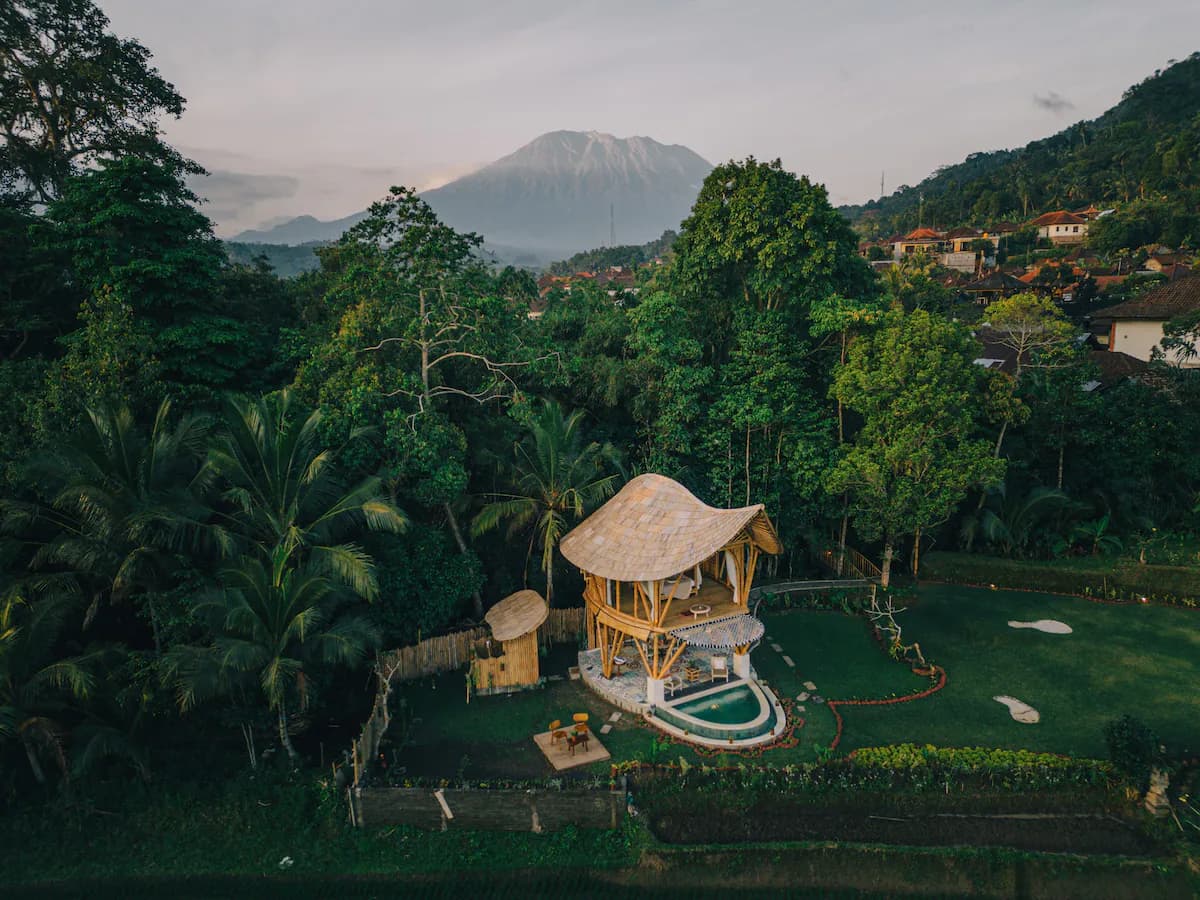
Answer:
xmin=621 ymin=743 xmax=1114 ymax=794
xmin=920 ymin=552 xmax=1200 ymax=607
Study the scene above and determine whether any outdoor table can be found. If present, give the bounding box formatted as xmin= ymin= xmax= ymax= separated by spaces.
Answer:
xmin=688 ymin=603 xmax=711 ymax=620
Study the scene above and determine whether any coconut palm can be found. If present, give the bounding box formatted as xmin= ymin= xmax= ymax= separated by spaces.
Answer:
xmin=166 ymin=390 xmax=403 ymax=764
xmin=0 ymin=591 xmax=106 ymax=784
xmin=165 ymin=548 xmax=379 ymax=763
xmin=3 ymin=401 xmax=219 ymax=655
xmin=472 ymin=400 xmax=621 ymax=605
xmin=206 ymin=389 xmax=408 ymax=594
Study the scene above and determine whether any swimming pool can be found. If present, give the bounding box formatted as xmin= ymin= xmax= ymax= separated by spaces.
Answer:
xmin=650 ymin=679 xmax=781 ymax=746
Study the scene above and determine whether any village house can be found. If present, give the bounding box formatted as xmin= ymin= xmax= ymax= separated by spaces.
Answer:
xmin=1029 ymin=210 xmax=1089 ymax=245
xmin=891 ymin=227 xmax=945 ymax=259
xmin=959 ymin=271 xmax=1027 ymax=307
xmin=1090 ymin=274 xmax=1200 ymax=366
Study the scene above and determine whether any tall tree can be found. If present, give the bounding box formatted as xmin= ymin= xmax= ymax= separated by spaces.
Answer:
xmin=166 ymin=551 xmax=379 ymax=764
xmin=472 ymin=400 xmax=621 ymax=605
xmin=206 ymin=390 xmax=408 ymax=588
xmin=297 ymin=188 xmax=536 ymax=617
xmin=36 ymin=157 xmax=274 ymax=413
xmin=828 ymin=307 xmax=1005 ymax=585
xmin=0 ymin=0 xmax=185 ymax=202
xmin=980 ymin=292 xmax=1077 ymax=460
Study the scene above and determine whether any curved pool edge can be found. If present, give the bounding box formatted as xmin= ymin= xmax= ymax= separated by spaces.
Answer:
xmin=646 ymin=678 xmax=788 ymax=749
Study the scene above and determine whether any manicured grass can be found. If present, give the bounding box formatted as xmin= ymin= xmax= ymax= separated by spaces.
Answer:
xmin=393 ymin=586 xmax=1200 ymax=773
xmin=391 ymin=614 xmax=923 ymax=777
xmin=837 ymin=585 xmax=1200 ymax=758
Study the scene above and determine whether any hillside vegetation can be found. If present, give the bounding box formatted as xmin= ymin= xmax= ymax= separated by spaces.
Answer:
xmin=843 ymin=53 xmax=1200 ymax=235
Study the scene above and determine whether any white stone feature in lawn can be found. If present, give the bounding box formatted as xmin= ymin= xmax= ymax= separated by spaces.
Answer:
xmin=993 ymin=695 xmax=1040 ymax=723
xmin=1008 ymin=619 xmax=1073 ymax=634
xmin=782 ymin=655 xmax=796 ymax=668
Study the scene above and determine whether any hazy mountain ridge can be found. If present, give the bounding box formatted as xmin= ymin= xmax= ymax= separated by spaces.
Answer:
xmin=231 ymin=131 xmax=713 ymax=261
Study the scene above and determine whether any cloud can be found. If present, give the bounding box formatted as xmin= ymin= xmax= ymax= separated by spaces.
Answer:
xmin=185 ymin=169 xmax=300 ymax=235
xmin=1032 ymin=91 xmax=1075 ymax=114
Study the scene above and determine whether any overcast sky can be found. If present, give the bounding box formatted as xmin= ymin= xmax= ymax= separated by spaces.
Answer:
xmin=98 ymin=0 xmax=1200 ymax=236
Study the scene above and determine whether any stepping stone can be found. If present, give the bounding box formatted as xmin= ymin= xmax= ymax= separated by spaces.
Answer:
xmin=803 ymin=681 xmax=817 ymax=691
xmin=770 ymin=643 xmax=783 ymax=652
xmin=993 ymin=695 xmax=1040 ymax=724
xmin=797 ymin=691 xmax=810 ymax=701
xmin=600 ymin=724 xmax=613 ymax=734
xmin=811 ymin=695 xmax=824 ymax=704
xmin=1008 ymin=619 xmax=1072 ymax=634
xmin=608 ymin=711 xmax=622 ymax=722
xmin=795 ymin=704 xmax=806 ymax=712
xmin=547 ymin=674 xmax=564 ymax=681
xmin=782 ymin=655 xmax=795 ymax=667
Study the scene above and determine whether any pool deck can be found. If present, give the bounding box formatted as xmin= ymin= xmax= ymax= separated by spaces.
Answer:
xmin=579 ymin=644 xmax=788 ymax=748
xmin=578 ymin=645 xmax=755 ymax=714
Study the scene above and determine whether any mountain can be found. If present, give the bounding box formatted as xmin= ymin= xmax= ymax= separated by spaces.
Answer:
xmin=232 ymin=212 xmax=367 ymax=245
xmin=842 ymin=52 xmax=1200 ymax=235
xmin=231 ymin=131 xmax=713 ymax=262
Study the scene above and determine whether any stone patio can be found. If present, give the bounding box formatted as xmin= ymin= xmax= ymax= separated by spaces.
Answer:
xmin=578 ymin=645 xmax=758 ymax=714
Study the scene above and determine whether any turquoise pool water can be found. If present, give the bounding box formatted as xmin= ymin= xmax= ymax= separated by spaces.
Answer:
xmin=651 ymin=679 xmax=779 ymax=744
xmin=672 ymin=683 xmax=761 ymax=724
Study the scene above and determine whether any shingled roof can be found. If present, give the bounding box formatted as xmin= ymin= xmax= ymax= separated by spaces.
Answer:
xmin=1091 ymin=275 xmax=1200 ymax=320
xmin=559 ymin=474 xmax=781 ymax=582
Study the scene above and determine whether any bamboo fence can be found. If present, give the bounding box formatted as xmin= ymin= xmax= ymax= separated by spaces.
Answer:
xmin=348 ymin=606 xmax=586 ymax=786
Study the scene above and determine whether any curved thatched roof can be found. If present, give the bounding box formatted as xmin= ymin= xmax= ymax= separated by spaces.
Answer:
xmin=559 ymin=474 xmax=781 ymax=582
xmin=485 ymin=589 xmax=548 ymax=641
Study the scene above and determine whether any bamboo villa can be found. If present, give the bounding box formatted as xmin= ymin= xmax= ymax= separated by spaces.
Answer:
xmin=559 ymin=474 xmax=787 ymax=747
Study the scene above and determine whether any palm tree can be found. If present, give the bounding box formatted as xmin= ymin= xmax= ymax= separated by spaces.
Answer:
xmin=472 ymin=400 xmax=621 ymax=605
xmin=165 ymin=390 xmax=404 ymax=765
xmin=166 ymin=549 xmax=379 ymax=763
xmin=0 ymin=591 xmax=105 ymax=784
xmin=961 ymin=483 xmax=1071 ymax=558
xmin=4 ymin=401 xmax=218 ymax=656
xmin=206 ymin=389 xmax=408 ymax=593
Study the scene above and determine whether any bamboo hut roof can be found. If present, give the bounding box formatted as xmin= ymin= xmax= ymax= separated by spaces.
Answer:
xmin=559 ymin=474 xmax=782 ymax=582
xmin=485 ymin=590 xmax=549 ymax=642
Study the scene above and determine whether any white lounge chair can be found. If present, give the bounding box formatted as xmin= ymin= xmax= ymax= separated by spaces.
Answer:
xmin=710 ymin=656 xmax=729 ymax=682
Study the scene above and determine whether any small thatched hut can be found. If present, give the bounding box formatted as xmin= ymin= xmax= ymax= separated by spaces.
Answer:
xmin=471 ymin=589 xmax=549 ymax=695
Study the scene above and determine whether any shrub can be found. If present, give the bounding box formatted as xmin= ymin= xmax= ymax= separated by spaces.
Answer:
xmin=920 ymin=551 xmax=1200 ymax=607
xmin=1103 ymin=715 xmax=1161 ymax=791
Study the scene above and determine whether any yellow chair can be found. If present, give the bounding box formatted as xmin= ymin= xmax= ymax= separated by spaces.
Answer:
xmin=549 ymin=720 xmax=567 ymax=745
xmin=572 ymin=712 xmax=589 ymax=725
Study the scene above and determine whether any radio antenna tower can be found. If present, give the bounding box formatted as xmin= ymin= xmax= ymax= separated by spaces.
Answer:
xmin=609 ymin=203 xmax=615 ymax=247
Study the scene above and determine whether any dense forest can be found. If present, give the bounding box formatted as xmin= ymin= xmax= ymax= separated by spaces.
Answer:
xmin=545 ymin=230 xmax=677 ymax=274
xmin=4 ymin=1 xmax=1200 ymax=800
xmin=843 ymin=53 xmax=1200 ymax=242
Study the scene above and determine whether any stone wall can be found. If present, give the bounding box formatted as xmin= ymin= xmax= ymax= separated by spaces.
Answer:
xmin=350 ymin=784 xmax=625 ymax=832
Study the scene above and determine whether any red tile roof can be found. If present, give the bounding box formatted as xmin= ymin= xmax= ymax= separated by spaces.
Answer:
xmin=902 ymin=227 xmax=944 ymax=240
xmin=1029 ymin=211 xmax=1087 ymax=227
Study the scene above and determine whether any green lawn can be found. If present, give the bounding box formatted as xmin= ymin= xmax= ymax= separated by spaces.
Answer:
xmin=836 ymin=585 xmax=1200 ymax=758
xmin=392 ymin=586 xmax=1200 ymax=775
xmin=391 ymin=614 xmax=923 ymax=777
